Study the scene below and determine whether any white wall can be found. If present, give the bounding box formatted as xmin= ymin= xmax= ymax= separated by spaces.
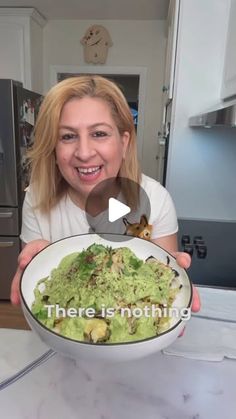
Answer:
xmin=42 ymin=19 xmax=167 ymax=179
xmin=166 ymin=0 xmax=236 ymax=221
xmin=30 ymin=18 xmax=44 ymax=94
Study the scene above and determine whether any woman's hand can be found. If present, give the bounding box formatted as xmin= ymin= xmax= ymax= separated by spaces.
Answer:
xmin=174 ymin=251 xmax=201 ymax=337
xmin=11 ymin=239 xmax=50 ymax=305
xmin=175 ymin=252 xmax=201 ymax=312
xmin=151 ymin=236 xmax=201 ymax=313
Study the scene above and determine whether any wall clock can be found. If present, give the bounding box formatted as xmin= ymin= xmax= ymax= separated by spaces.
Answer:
xmin=81 ymin=25 xmax=113 ymax=64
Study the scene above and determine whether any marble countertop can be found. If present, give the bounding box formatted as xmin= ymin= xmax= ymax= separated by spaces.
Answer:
xmin=0 ymin=286 xmax=236 ymax=419
xmin=1 ymin=349 xmax=236 ymax=419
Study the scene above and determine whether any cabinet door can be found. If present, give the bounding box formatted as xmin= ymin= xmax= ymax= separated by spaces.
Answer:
xmin=221 ymin=0 xmax=236 ymax=99
xmin=163 ymin=0 xmax=180 ymax=101
xmin=0 ymin=22 xmax=25 ymax=84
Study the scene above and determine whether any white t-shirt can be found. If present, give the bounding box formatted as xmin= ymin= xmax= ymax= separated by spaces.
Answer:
xmin=20 ymin=174 xmax=178 ymax=243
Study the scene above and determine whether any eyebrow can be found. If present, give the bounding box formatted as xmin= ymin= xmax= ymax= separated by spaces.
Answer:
xmin=59 ymin=123 xmax=113 ymax=130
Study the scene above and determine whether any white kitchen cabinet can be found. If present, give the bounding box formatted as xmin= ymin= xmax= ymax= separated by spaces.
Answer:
xmin=164 ymin=0 xmax=235 ymax=221
xmin=162 ymin=0 xmax=180 ymax=102
xmin=0 ymin=8 xmax=46 ymax=93
xmin=221 ymin=0 xmax=236 ymax=100
xmin=156 ymin=0 xmax=180 ymax=184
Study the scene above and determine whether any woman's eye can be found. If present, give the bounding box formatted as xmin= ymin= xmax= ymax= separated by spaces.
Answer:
xmin=60 ymin=133 xmax=77 ymax=141
xmin=92 ymin=131 xmax=108 ymax=138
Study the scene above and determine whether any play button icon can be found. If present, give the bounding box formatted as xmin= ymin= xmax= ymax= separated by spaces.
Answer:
xmin=108 ymin=198 xmax=131 ymax=222
xmin=85 ymin=177 xmax=151 ymax=242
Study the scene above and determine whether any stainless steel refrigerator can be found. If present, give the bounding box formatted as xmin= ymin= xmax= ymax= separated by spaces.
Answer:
xmin=0 ymin=79 xmax=41 ymax=299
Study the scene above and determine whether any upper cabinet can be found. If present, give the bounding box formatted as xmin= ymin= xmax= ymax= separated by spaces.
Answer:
xmin=0 ymin=8 xmax=46 ymax=93
xmin=162 ymin=0 xmax=180 ymax=102
xmin=221 ymin=0 xmax=236 ymax=100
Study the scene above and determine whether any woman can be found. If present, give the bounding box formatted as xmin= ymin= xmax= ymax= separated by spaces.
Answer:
xmin=11 ymin=75 xmax=200 ymax=311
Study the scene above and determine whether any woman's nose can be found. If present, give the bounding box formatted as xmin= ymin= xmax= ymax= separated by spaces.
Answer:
xmin=74 ymin=137 xmax=96 ymax=160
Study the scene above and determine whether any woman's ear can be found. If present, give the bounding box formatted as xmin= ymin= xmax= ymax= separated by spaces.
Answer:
xmin=122 ymin=131 xmax=130 ymax=159
xmin=54 ymin=150 xmax=58 ymax=164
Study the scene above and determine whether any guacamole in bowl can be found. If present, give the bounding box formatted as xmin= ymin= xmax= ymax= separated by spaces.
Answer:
xmin=20 ymin=234 xmax=192 ymax=362
xmin=31 ymin=244 xmax=182 ymax=343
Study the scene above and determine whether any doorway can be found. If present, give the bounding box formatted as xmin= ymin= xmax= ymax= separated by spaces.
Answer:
xmin=58 ymin=73 xmax=139 ymax=132
xmin=50 ymin=65 xmax=147 ymax=160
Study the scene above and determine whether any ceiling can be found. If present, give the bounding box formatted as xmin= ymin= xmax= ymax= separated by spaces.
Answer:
xmin=0 ymin=0 xmax=170 ymax=20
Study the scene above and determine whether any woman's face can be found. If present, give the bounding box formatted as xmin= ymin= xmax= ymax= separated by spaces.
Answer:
xmin=55 ymin=96 xmax=130 ymax=202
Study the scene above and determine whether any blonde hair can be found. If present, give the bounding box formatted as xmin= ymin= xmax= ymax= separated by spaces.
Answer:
xmin=28 ymin=75 xmax=141 ymax=212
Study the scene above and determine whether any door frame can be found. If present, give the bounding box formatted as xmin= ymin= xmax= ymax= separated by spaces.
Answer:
xmin=50 ymin=65 xmax=147 ymax=160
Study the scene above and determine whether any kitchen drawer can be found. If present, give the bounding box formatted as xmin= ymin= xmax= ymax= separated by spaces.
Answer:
xmin=0 ymin=236 xmax=20 ymax=299
xmin=0 ymin=207 xmax=19 ymax=235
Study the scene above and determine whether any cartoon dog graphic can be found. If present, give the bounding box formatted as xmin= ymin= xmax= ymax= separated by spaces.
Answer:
xmin=80 ymin=25 xmax=113 ymax=64
xmin=123 ymin=215 xmax=152 ymax=240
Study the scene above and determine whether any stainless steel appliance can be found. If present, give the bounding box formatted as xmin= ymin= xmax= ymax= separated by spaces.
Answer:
xmin=178 ymin=218 xmax=236 ymax=289
xmin=189 ymin=97 xmax=236 ymax=128
xmin=0 ymin=79 xmax=41 ymax=299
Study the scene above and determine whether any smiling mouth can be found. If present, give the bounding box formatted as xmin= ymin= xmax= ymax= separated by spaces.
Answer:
xmin=76 ymin=166 xmax=103 ymax=181
xmin=77 ymin=166 xmax=102 ymax=175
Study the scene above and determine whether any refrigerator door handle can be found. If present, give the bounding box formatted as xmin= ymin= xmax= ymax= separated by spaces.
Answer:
xmin=0 ymin=212 xmax=13 ymax=218
xmin=0 ymin=241 xmax=14 ymax=247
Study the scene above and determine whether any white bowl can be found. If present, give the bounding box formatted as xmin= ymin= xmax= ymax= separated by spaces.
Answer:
xmin=20 ymin=234 xmax=192 ymax=362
